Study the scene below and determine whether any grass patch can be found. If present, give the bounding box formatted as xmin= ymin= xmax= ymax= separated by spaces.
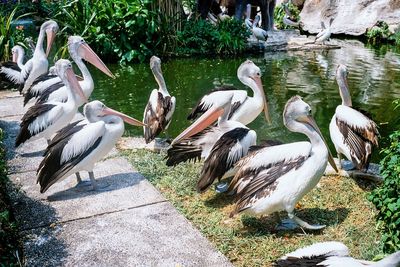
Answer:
xmin=124 ymin=149 xmax=382 ymax=266
xmin=0 ymin=128 xmax=21 ymax=266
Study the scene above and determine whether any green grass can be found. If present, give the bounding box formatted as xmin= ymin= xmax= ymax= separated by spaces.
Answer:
xmin=123 ymin=149 xmax=382 ymax=266
xmin=0 ymin=129 xmax=21 ymax=266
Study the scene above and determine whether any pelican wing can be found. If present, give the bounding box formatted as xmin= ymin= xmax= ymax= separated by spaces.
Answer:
xmin=197 ymin=128 xmax=256 ymax=193
xmin=35 ymin=82 xmax=66 ymax=104
xmin=335 ymin=105 xmax=379 ymax=169
xmin=228 ymin=142 xmax=311 ymax=215
xmin=24 ymin=72 xmax=60 ymax=104
xmin=15 ymin=103 xmax=62 ymax=146
xmin=47 ymin=120 xmax=86 ymax=149
xmin=187 ymin=86 xmax=247 ymax=120
xmin=0 ymin=59 xmax=31 ymax=85
xmin=37 ymin=121 xmax=106 ymax=193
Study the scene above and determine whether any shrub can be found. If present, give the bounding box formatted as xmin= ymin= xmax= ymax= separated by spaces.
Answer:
xmin=366 ymin=21 xmax=391 ymax=44
xmin=274 ymin=3 xmax=300 ymax=30
xmin=369 ymin=121 xmax=400 ymax=253
xmin=176 ymin=18 xmax=250 ymax=56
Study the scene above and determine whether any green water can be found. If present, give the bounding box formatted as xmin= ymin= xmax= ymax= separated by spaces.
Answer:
xmin=89 ymin=40 xmax=400 ymax=159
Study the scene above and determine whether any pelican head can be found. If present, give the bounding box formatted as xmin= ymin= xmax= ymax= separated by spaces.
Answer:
xmin=171 ymin=94 xmax=234 ymax=145
xmin=150 ymin=56 xmax=162 ymax=71
xmin=336 ymin=64 xmax=352 ymax=107
xmin=83 ymin=100 xmax=146 ymax=126
xmin=68 ymin=36 xmax=115 ymax=79
xmin=11 ymin=45 xmax=24 ymax=63
xmin=284 ymin=96 xmax=338 ymax=172
xmin=41 ymin=20 xmax=59 ymax=57
xmin=55 ymin=59 xmax=87 ymax=103
xmin=237 ymin=60 xmax=271 ymax=123
xmin=149 ymin=55 xmax=167 ymax=91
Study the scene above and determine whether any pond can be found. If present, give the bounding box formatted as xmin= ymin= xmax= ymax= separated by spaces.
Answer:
xmin=89 ymin=39 xmax=400 ymax=161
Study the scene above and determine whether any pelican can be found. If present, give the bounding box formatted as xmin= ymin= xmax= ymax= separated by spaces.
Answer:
xmin=23 ymin=35 xmax=115 ymax=106
xmin=37 ymin=100 xmax=145 ymax=193
xmin=314 ymin=18 xmax=333 ymax=44
xmin=15 ymin=59 xmax=87 ymax=147
xmin=143 ymin=56 xmax=176 ymax=143
xmin=275 ymin=241 xmax=400 ymax=266
xmin=168 ymin=94 xmax=256 ymax=192
xmin=228 ymin=96 xmax=338 ymax=230
xmin=251 ymin=15 xmax=268 ymax=42
xmin=244 ymin=4 xmax=253 ymax=30
xmin=329 ymin=65 xmax=379 ymax=171
xmin=282 ymin=1 xmax=300 ymax=28
xmin=0 ymin=45 xmax=26 ymax=88
xmin=21 ymin=20 xmax=59 ymax=94
xmin=188 ymin=60 xmax=270 ymax=126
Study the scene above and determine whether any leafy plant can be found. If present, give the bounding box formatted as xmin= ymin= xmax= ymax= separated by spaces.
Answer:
xmin=366 ymin=21 xmax=391 ymax=44
xmin=176 ymin=18 xmax=250 ymax=56
xmin=274 ymin=2 xmax=300 ymax=30
xmin=369 ymin=125 xmax=400 ymax=253
xmin=389 ymin=27 xmax=400 ymax=46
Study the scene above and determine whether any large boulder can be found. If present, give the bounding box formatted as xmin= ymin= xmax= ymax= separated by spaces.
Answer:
xmin=299 ymin=0 xmax=400 ymax=36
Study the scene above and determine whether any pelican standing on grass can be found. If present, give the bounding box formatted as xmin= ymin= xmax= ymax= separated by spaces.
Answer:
xmin=143 ymin=56 xmax=176 ymax=143
xmin=20 ymin=20 xmax=59 ymax=94
xmin=169 ymin=94 xmax=257 ymax=193
xmin=228 ymin=96 xmax=338 ymax=230
xmin=37 ymin=100 xmax=146 ymax=193
xmin=23 ymin=36 xmax=115 ymax=106
xmin=329 ymin=65 xmax=379 ymax=171
xmin=0 ymin=45 xmax=26 ymax=87
xmin=15 ymin=59 xmax=87 ymax=147
xmin=275 ymin=241 xmax=400 ymax=266
xmin=188 ymin=60 xmax=270 ymax=126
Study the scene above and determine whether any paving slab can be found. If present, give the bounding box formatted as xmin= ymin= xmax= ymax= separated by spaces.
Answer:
xmin=22 ymin=202 xmax=231 ymax=267
xmin=0 ymin=95 xmax=26 ymax=117
xmin=9 ymin=157 xmax=165 ymax=230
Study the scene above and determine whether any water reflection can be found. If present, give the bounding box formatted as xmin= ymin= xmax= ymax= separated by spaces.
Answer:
xmin=90 ymin=39 xmax=400 ymax=161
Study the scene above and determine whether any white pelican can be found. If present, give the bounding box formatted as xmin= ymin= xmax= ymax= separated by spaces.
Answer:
xmin=168 ymin=94 xmax=256 ymax=192
xmin=188 ymin=60 xmax=270 ymax=126
xmin=228 ymin=96 xmax=338 ymax=230
xmin=314 ymin=18 xmax=333 ymax=44
xmin=37 ymin=100 xmax=145 ymax=193
xmin=244 ymin=4 xmax=253 ymax=30
xmin=143 ymin=56 xmax=176 ymax=143
xmin=24 ymin=35 xmax=114 ymax=106
xmin=20 ymin=20 xmax=59 ymax=94
xmin=329 ymin=65 xmax=379 ymax=171
xmin=275 ymin=241 xmax=400 ymax=266
xmin=0 ymin=45 xmax=26 ymax=88
xmin=15 ymin=59 xmax=87 ymax=147
xmin=251 ymin=15 xmax=268 ymax=42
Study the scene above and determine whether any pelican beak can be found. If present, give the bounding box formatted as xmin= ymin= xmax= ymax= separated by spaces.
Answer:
xmin=78 ymin=42 xmax=115 ymax=79
xmin=251 ymin=75 xmax=271 ymax=124
xmin=171 ymin=106 xmax=224 ymax=145
xmin=102 ymin=108 xmax=146 ymax=126
xmin=45 ymin=29 xmax=56 ymax=57
xmin=12 ymin=51 xmax=17 ymax=63
xmin=65 ymin=67 xmax=88 ymax=104
xmin=301 ymin=115 xmax=339 ymax=173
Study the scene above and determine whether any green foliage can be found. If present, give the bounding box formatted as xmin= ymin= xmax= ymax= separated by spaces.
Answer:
xmin=274 ymin=3 xmax=300 ymax=30
xmin=389 ymin=27 xmax=400 ymax=46
xmin=366 ymin=21 xmax=391 ymax=45
xmin=369 ymin=128 xmax=400 ymax=253
xmin=53 ymin=0 xmax=159 ymax=63
xmin=176 ymin=18 xmax=250 ymax=56
xmin=0 ymin=7 xmax=21 ymax=61
xmin=0 ymin=128 xmax=21 ymax=266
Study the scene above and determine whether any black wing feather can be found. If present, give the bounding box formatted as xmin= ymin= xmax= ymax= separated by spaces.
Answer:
xmin=274 ymin=254 xmax=331 ymax=266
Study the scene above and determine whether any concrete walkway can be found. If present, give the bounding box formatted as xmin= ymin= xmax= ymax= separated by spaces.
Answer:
xmin=0 ymin=90 xmax=232 ymax=266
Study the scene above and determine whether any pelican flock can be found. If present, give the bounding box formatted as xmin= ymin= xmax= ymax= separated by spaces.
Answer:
xmin=4 ymin=16 xmax=397 ymax=265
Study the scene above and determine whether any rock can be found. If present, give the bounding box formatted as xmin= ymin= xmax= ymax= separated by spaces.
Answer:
xmin=300 ymin=0 xmax=400 ymax=36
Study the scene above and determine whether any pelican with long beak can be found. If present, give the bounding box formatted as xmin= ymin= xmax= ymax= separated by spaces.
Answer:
xmin=0 ymin=45 xmax=26 ymax=88
xmin=275 ymin=241 xmax=400 ymax=266
xmin=24 ymin=35 xmax=115 ymax=106
xmin=37 ymin=100 xmax=146 ymax=193
xmin=314 ymin=18 xmax=333 ymax=44
xmin=20 ymin=20 xmax=59 ymax=94
xmin=168 ymin=94 xmax=257 ymax=193
xmin=143 ymin=56 xmax=176 ymax=143
xmin=329 ymin=65 xmax=379 ymax=171
xmin=188 ymin=60 xmax=270 ymax=126
xmin=15 ymin=59 xmax=87 ymax=147
xmin=229 ymin=96 xmax=338 ymax=230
